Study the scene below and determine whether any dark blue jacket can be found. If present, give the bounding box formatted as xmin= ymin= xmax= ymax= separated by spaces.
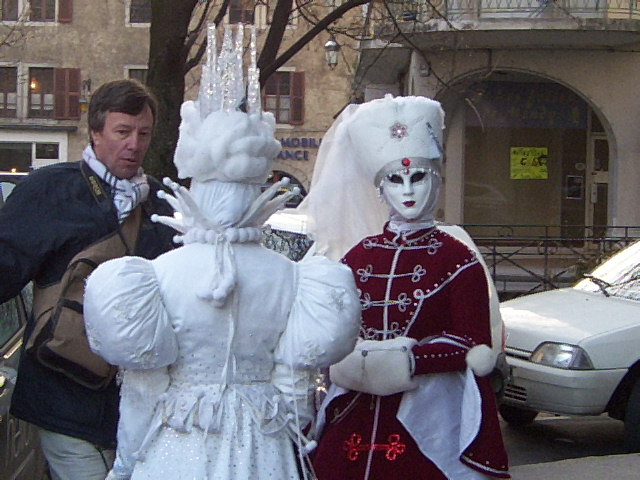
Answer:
xmin=0 ymin=161 xmax=175 ymax=448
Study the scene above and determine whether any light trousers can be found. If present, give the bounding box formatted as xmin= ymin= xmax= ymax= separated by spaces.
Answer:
xmin=38 ymin=428 xmax=115 ymax=480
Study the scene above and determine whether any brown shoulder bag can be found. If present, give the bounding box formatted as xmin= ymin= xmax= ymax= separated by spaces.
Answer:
xmin=26 ymin=163 xmax=142 ymax=390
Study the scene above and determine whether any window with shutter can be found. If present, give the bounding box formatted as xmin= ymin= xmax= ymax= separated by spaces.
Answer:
xmin=265 ymin=0 xmax=295 ymax=25
xmin=263 ymin=71 xmax=305 ymax=125
xmin=128 ymin=68 xmax=148 ymax=84
xmin=290 ymin=72 xmax=304 ymax=125
xmin=58 ymin=0 xmax=72 ymax=23
xmin=53 ymin=68 xmax=80 ymax=120
xmin=130 ymin=0 xmax=151 ymax=23
xmin=1 ymin=0 xmax=19 ymax=21
xmin=30 ymin=0 xmax=55 ymax=21
xmin=0 ymin=67 xmax=17 ymax=118
xmin=229 ymin=0 xmax=254 ymax=24
xmin=28 ymin=67 xmax=54 ymax=118
xmin=2 ymin=1 xmax=72 ymax=22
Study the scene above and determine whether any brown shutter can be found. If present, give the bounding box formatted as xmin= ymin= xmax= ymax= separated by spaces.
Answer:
xmin=290 ymin=71 xmax=304 ymax=125
xmin=58 ymin=0 xmax=73 ymax=23
xmin=54 ymin=68 xmax=80 ymax=120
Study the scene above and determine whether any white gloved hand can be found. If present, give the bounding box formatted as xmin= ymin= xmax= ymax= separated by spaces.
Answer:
xmin=329 ymin=336 xmax=418 ymax=396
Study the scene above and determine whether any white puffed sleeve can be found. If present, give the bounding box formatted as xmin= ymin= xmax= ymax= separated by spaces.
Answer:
xmin=273 ymin=255 xmax=361 ymax=371
xmin=84 ymin=256 xmax=178 ymax=369
xmin=271 ymin=255 xmax=360 ymax=432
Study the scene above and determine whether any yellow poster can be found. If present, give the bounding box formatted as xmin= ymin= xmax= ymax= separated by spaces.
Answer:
xmin=510 ymin=147 xmax=548 ymax=179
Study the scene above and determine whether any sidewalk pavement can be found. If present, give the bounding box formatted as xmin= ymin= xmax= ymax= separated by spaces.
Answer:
xmin=510 ymin=454 xmax=640 ymax=479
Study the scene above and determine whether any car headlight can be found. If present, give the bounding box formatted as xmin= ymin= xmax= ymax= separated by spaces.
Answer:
xmin=530 ymin=342 xmax=594 ymax=370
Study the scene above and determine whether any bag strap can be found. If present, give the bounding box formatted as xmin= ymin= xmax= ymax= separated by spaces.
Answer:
xmin=80 ymin=160 xmax=142 ymax=255
xmin=80 ymin=160 xmax=111 ymax=214
xmin=119 ymin=203 xmax=142 ymax=253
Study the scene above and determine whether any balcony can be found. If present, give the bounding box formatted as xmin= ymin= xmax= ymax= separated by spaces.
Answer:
xmin=367 ymin=0 xmax=640 ymax=49
xmin=384 ymin=0 xmax=640 ymax=21
xmin=356 ymin=0 xmax=640 ymax=85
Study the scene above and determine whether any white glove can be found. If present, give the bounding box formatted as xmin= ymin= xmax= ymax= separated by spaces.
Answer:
xmin=329 ymin=337 xmax=418 ymax=396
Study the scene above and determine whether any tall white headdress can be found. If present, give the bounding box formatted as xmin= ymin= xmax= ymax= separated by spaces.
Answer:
xmin=153 ymin=24 xmax=297 ymax=306
xmin=298 ymin=94 xmax=446 ymax=261
xmin=172 ymin=24 xmax=281 ymax=184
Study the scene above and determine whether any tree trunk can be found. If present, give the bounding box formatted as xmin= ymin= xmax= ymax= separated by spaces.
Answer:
xmin=144 ymin=0 xmax=198 ymax=181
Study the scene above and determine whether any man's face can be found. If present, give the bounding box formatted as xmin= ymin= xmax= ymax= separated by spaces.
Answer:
xmin=381 ymin=167 xmax=440 ymax=221
xmin=91 ymin=105 xmax=154 ymax=179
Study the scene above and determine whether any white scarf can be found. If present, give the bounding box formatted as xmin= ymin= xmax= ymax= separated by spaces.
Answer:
xmin=82 ymin=145 xmax=149 ymax=223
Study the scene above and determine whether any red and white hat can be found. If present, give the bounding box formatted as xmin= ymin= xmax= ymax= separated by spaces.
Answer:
xmin=299 ymin=94 xmax=447 ymax=261
xmin=344 ymin=95 xmax=445 ymax=186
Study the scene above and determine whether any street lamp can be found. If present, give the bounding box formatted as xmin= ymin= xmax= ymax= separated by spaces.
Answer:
xmin=324 ymin=38 xmax=340 ymax=69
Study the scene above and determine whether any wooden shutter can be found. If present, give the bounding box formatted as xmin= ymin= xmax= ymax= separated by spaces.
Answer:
xmin=58 ymin=0 xmax=73 ymax=23
xmin=290 ymin=71 xmax=304 ymax=125
xmin=54 ymin=68 xmax=80 ymax=120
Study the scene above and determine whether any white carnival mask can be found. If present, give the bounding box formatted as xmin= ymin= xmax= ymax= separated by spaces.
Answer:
xmin=381 ymin=161 xmax=441 ymax=221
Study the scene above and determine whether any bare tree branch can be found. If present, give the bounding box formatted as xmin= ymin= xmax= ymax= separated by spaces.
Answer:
xmin=184 ymin=0 xmax=231 ymax=72
xmin=0 ymin=3 xmax=30 ymax=49
xmin=381 ymin=0 xmax=449 ymax=89
xmin=259 ymin=0 xmax=371 ymax=84
xmin=257 ymin=0 xmax=294 ymax=71
xmin=184 ymin=0 xmax=214 ymax=54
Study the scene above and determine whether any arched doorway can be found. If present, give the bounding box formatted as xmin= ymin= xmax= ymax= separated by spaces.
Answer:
xmin=459 ymin=72 xmax=609 ymax=238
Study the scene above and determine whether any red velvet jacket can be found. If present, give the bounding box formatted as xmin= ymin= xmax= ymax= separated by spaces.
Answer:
xmin=312 ymin=225 xmax=510 ymax=479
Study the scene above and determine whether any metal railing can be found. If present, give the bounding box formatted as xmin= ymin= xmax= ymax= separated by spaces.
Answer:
xmin=264 ymin=222 xmax=640 ymax=299
xmin=383 ymin=0 xmax=640 ymax=21
xmin=463 ymin=224 xmax=640 ymax=298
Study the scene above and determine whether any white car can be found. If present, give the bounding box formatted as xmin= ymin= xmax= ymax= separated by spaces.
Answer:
xmin=500 ymin=240 xmax=640 ymax=452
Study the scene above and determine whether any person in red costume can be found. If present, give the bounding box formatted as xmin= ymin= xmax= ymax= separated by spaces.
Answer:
xmin=301 ymin=95 xmax=510 ymax=480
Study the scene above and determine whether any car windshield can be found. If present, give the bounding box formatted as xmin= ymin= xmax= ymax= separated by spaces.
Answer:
xmin=575 ymin=241 xmax=640 ymax=301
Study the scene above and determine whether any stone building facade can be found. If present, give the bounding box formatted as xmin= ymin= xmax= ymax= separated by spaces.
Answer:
xmin=0 ymin=0 xmax=357 ymax=200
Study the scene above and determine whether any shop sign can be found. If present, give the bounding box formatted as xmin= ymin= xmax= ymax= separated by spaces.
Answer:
xmin=510 ymin=147 xmax=548 ymax=179
xmin=277 ymin=137 xmax=321 ymax=161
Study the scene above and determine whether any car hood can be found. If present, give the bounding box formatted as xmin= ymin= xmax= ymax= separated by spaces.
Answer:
xmin=501 ymin=288 xmax=640 ymax=353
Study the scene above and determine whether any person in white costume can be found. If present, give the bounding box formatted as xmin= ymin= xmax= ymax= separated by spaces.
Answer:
xmin=82 ymin=25 xmax=361 ymax=480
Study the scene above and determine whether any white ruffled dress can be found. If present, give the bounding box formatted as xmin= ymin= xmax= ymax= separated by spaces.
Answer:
xmin=84 ymin=242 xmax=360 ymax=480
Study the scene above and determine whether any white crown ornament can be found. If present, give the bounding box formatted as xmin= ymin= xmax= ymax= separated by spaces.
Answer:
xmin=151 ymin=24 xmax=298 ymax=306
xmin=174 ymin=24 xmax=281 ymax=184
xmin=152 ymin=24 xmax=297 ymax=238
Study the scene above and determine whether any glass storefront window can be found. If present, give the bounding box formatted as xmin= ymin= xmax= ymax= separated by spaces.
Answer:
xmin=0 ymin=142 xmax=31 ymax=172
xmin=463 ymin=80 xmax=592 ymax=237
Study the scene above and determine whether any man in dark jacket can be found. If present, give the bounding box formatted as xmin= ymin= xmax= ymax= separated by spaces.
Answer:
xmin=0 ymin=79 xmax=175 ymax=480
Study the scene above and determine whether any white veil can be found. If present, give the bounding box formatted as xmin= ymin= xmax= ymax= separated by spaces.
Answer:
xmin=297 ymin=104 xmax=389 ymax=261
